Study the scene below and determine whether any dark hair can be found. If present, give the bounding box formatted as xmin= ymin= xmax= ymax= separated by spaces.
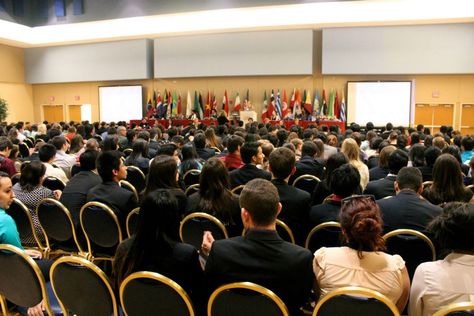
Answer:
xmin=69 ymin=134 xmax=84 ymax=154
xmin=461 ymin=136 xmax=474 ymax=151
xmin=388 ymin=149 xmax=408 ymax=174
xmin=180 ymin=144 xmax=201 ymax=175
xmin=79 ymin=149 xmax=98 ymax=171
xmin=19 ymin=160 xmax=46 ymax=191
xmin=240 ymin=179 xmax=279 ymax=226
xmin=428 ymin=154 xmax=467 ymax=203
xmin=0 ymin=136 xmax=13 ymax=151
xmin=126 ymin=129 xmax=137 ymax=142
xmin=145 ymin=155 xmax=179 ymax=193
xmin=301 ymin=141 xmax=318 ymax=158
xmin=428 ymin=202 xmax=474 ymax=253
xmin=442 ymin=145 xmax=463 ymax=166
xmin=396 ymin=167 xmax=422 ymax=192
xmin=227 ymin=135 xmax=244 ymax=154
xmin=410 ymin=132 xmax=421 ymax=146
xmin=112 ymin=189 xmax=181 ymax=286
xmin=51 ymin=136 xmax=67 ymax=150
xmin=240 ymin=142 xmax=261 ymax=164
xmin=128 ymin=139 xmax=149 ymax=165
xmin=197 ymin=157 xmax=234 ymax=224
xmin=38 ymin=143 xmax=56 ymax=162
xmin=324 ymin=152 xmax=349 ymax=184
xmin=425 ymin=146 xmax=441 ymax=166
xmin=102 ymin=136 xmax=119 ymax=151
xmin=409 ymin=144 xmax=426 ymax=167
xmin=269 ymin=147 xmax=295 ymax=180
xmin=329 ymin=164 xmax=361 ymax=197
xmin=156 ymin=143 xmax=178 ymax=157
xmin=96 ymin=150 xmax=123 ymax=182
xmin=193 ymin=133 xmax=206 ymax=149
xmin=339 ymin=197 xmax=385 ymax=258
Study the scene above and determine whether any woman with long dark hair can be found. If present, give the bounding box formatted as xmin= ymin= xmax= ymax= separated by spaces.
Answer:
xmin=179 ymin=143 xmax=203 ymax=176
xmin=185 ymin=157 xmax=242 ymax=236
xmin=113 ymin=190 xmax=204 ymax=301
xmin=422 ymin=153 xmax=474 ymax=205
xmin=311 ymin=152 xmax=349 ymax=205
xmin=125 ymin=139 xmax=150 ymax=174
xmin=313 ymin=195 xmax=410 ymax=312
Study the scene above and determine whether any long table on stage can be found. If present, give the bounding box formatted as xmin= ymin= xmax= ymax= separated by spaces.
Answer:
xmin=130 ymin=119 xmax=345 ymax=132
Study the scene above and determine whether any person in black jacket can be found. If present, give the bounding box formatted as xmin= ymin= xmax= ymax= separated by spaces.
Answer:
xmin=289 ymin=141 xmax=324 ymax=185
xmin=229 ymin=142 xmax=271 ymax=188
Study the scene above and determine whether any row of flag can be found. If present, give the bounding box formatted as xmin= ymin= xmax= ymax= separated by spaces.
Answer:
xmin=145 ymin=88 xmax=346 ymax=121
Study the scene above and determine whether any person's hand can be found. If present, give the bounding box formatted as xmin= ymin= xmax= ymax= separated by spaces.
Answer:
xmin=27 ymin=300 xmax=45 ymax=316
xmin=53 ymin=190 xmax=62 ymax=199
xmin=201 ymin=231 xmax=215 ymax=256
xmin=25 ymin=249 xmax=42 ymax=259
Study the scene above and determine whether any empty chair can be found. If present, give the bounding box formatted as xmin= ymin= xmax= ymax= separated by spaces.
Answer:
xmin=305 ymin=221 xmax=342 ymax=254
xmin=126 ymin=166 xmax=146 ymax=193
xmin=180 ymin=212 xmax=228 ymax=250
xmin=125 ymin=207 xmax=140 ymax=238
xmin=208 ymin=282 xmax=289 ymax=316
xmin=43 ymin=176 xmax=66 ymax=191
xmin=183 ymin=169 xmax=201 ymax=187
xmin=36 ymin=198 xmax=84 ymax=258
xmin=383 ymin=229 xmax=436 ymax=280
xmin=50 ymin=255 xmax=119 ymax=316
xmin=119 ymin=180 xmax=139 ymax=203
xmin=275 ymin=219 xmax=295 ymax=244
xmin=120 ymin=271 xmax=195 ymax=316
xmin=80 ymin=201 xmax=123 ymax=261
xmin=0 ymin=244 xmax=58 ymax=316
xmin=18 ymin=142 xmax=30 ymax=158
xmin=6 ymin=198 xmax=45 ymax=249
xmin=313 ymin=286 xmax=400 ymax=316
xmin=292 ymin=174 xmax=321 ymax=195
xmin=433 ymin=302 xmax=474 ymax=316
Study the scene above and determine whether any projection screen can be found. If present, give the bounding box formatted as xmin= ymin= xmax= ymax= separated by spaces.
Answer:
xmin=99 ymin=85 xmax=143 ymax=122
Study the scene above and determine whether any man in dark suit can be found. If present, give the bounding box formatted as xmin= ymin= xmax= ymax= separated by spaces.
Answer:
xmin=86 ymin=150 xmax=137 ymax=229
xmin=364 ymin=149 xmax=408 ymax=199
xmin=376 ymin=167 xmax=442 ymax=234
xmin=60 ymin=149 xmax=101 ymax=227
xmin=289 ymin=141 xmax=324 ymax=185
xmin=203 ymin=179 xmax=314 ymax=315
xmin=194 ymin=132 xmax=215 ymax=161
xmin=229 ymin=142 xmax=271 ymax=188
xmin=416 ymin=146 xmax=441 ymax=182
xmin=270 ymin=147 xmax=311 ymax=246
xmin=309 ymin=163 xmax=360 ymax=227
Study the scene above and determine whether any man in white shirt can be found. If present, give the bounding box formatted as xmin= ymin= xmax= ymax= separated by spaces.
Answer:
xmin=39 ymin=143 xmax=69 ymax=184
xmin=52 ymin=136 xmax=76 ymax=179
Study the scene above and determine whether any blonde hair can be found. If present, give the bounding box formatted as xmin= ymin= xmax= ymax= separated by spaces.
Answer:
xmin=341 ymin=138 xmax=361 ymax=162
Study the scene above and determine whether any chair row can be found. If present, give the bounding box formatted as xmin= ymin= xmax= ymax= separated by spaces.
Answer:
xmin=0 ymin=244 xmax=470 ymax=316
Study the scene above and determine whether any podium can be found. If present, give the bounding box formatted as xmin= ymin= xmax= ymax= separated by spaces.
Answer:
xmin=239 ymin=110 xmax=257 ymax=122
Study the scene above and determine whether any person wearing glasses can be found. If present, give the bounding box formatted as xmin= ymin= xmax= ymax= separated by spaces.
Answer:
xmin=313 ymin=195 xmax=410 ymax=313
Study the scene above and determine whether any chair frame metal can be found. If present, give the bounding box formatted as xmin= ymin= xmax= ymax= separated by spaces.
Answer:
xmin=179 ymin=212 xmax=229 ymax=243
xmin=125 ymin=207 xmax=140 ymax=238
xmin=0 ymin=244 xmax=55 ymax=316
xmin=183 ymin=169 xmax=201 ymax=186
xmin=119 ymin=180 xmax=139 ymax=203
xmin=120 ymin=271 xmax=195 ymax=316
xmin=275 ymin=219 xmax=295 ymax=244
xmin=36 ymin=198 xmax=85 ymax=258
xmin=231 ymin=185 xmax=245 ymax=195
xmin=292 ymin=174 xmax=321 ymax=188
xmin=10 ymin=198 xmax=46 ymax=252
xmin=208 ymin=281 xmax=289 ymax=316
xmin=305 ymin=221 xmax=342 ymax=250
xmin=184 ymin=183 xmax=200 ymax=196
xmin=79 ymin=201 xmax=123 ymax=262
xmin=312 ymin=286 xmax=400 ymax=316
xmin=382 ymin=229 xmax=436 ymax=261
xmin=42 ymin=175 xmax=67 ymax=191
xmin=422 ymin=181 xmax=434 ymax=190
xmin=433 ymin=301 xmax=474 ymax=316
xmin=126 ymin=165 xmax=146 ymax=193
xmin=49 ymin=255 xmax=119 ymax=316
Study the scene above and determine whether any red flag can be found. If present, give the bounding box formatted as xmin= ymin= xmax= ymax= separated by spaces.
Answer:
xmin=261 ymin=111 xmax=268 ymax=121
xmin=281 ymin=90 xmax=289 ymax=118
xmin=234 ymin=93 xmax=241 ymax=112
xmin=177 ymin=94 xmax=182 ymax=115
xmin=290 ymin=89 xmax=295 ymax=109
xmin=223 ymin=90 xmax=229 ymax=115
xmin=205 ymin=91 xmax=211 ymax=118
xmin=334 ymin=92 xmax=339 ymax=119
xmin=267 ymin=90 xmax=275 ymax=119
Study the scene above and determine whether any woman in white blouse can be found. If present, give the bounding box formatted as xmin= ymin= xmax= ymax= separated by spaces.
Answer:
xmin=409 ymin=202 xmax=474 ymax=316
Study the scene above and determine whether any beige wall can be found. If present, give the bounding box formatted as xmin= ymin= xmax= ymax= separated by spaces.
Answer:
xmin=0 ymin=44 xmax=35 ymax=122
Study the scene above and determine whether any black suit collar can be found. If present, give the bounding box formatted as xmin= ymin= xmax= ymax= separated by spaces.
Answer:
xmin=245 ymin=229 xmax=282 ymax=241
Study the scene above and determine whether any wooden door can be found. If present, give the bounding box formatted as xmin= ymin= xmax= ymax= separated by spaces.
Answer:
xmin=414 ymin=103 xmax=453 ymax=134
xmin=43 ymin=105 xmax=64 ymax=123
xmin=460 ymin=104 xmax=474 ymax=135
xmin=68 ymin=105 xmax=81 ymax=122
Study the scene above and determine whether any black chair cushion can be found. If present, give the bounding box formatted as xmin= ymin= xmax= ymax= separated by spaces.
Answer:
xmin=126 ymin=168 xmax=145 ymax=193
xmin=307 ymin=226 xmax=342 ymax=254
xmin=6 ymin=202 xmax=36 ymax=247
xmin=317 ymin=294 xmax=396 ymax=316
xmin=38 ymin=202 xmax=73 ymax=242
xmin=211 ymin=288 xmax=284 ymax=316
xmin=82 ymin=206 xmax=120 ymax=248
xmin=43 ymin=178 xmax=65 ymax=191
xmin=181 ymin=217 xmax=226 ymax=249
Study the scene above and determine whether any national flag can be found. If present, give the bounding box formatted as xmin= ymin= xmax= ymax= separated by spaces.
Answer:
xmin=193 ymin=91 xmax=201 ymax=119
xmin=177 ymin=93 xmax=182 ymax=115
xmin=223 ymin=90 xmax=229 ymax=115
xmin=145 ymin=93 xmax=153 ymax=118
xmin=321 ymin=89 xmax=327 ymax=116
xmin=281 ymin=89 xmax=289 ymax=118
xmin=267 ymin=90 xmax=275 ymax=119
xmin=334 ymin=92 xmax=339 ymax=120
xmin=293 ymin=89 xmax=302 ymax=117
xmin=153 ymin=90 xmax=157 ymax=107
xmin=211 ymin=92 xmax=217 ymax=116
xmin=205 ymin=91 xmax=211 ymax=118
xmin=186 ymin=91 xmax=192 ymax=118
xmin=340 ymin=93 xmax=346 ymax=122
xmin=155 ymin=92 xmax=163 ymax=118
xmin=261 ymin=90 xmax=268 ymax=121
xmin=243 ymin=89 xmax=250 ymax=110
xmin=234 ymin=93 xmax=241 ymax=112
xmin=198 ymin=93 xmax=204 ymax=119
xmin=313 ymin=90 xmax=320 ymax=115
xmin=275 ymin=90 xmax=282 ymax=120
xmin=171 ymin=91 xmax=178 ymax=116
xmin=328 ymin=90 xmax=335 ymax=117
xmin=304 ymin=89 xmax=312 ymax=114
xmin=163 ymin=90 xmax=169 ymax=119
xmin=289 ymin=89 xmax=295 ymax=109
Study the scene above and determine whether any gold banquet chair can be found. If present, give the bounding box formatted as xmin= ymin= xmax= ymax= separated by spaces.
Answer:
xmin=433 ymin=301 xmax=474 ymax=316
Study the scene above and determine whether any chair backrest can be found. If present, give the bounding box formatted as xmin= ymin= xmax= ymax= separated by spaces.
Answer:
xmin=122 ymin=148 xmax=133 ymax=157
xmin=466 ymin=184 xmax=474 ymax=193
xmin=18 ymin=142 xmax=30 ymax=158
xmin=305 ymin=221 xmax=342 ymax=254
xmin=292 ymin=174 xmax=321 ymax=195
xmin=120 ymin=271 xmax=195 ymax=316
xmin=208 ymin=282 xmax=289 ymax=316
xmin=43 ymin=176 xmax=66 ymax=191
xmin=433 ymin=301 xmax=474 ymax=316
xmin=0 ymin=244 xmax=54 ymax=315
xmin=209 ymin=146 xmax=221 ymax=154
xmin=126 ymin=207 xmax=140 ymax=238
xmin=50 ymin=255 xmax=118 ymax=316
xmin=313 ymin=286 xmax=400 ymax=316
xmin=322 ymin=194 xmax=334 ymax=204
xmin=36 ymin=198 xmax=83 ymax=255
xmin=24 ymin=138 xmax=34 ymax=148
xmin=119 ymin=180 xmax=139 ymax=203
xmin=80 ymin=201 xmax=122 ymax=260
xmin=6 ymin=198 xmax=44 ymax=249
xmin=70 ymin=164 xmax=82 ymax=178
xmin=231 ymin=185 xmax=245 ymax=195
xmin=184 ymin=183 xmax=200 ymax=197
xmin=383 ymin=229 xmax=436 ymax=280
xmin=10 ymin=172 xmax=21 ymax=185
xmin=126 ymin=166 xmax=146 ymax=193
xmin=183 ymin=169 xmax=201 ymax=187
xmin=275 ymin=219 xmax=295 ymax=244
xmin=179 ymin=212 xmax=228 ymax=250
xmin=422 ymin=181 xmax=433 ymax=190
